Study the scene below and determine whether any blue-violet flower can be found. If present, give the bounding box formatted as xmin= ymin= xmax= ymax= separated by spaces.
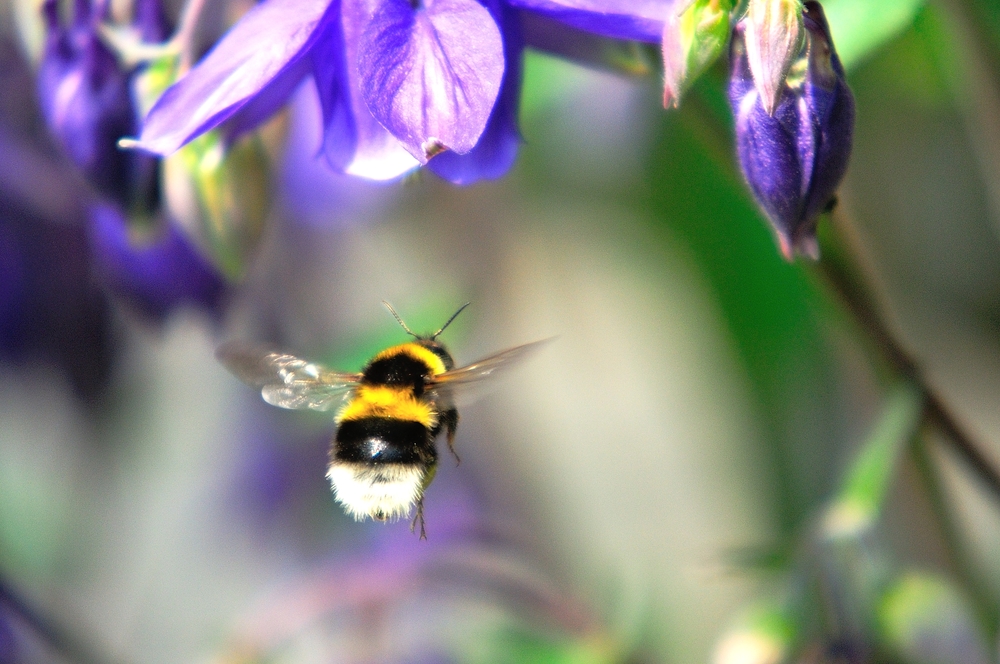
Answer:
xmin=130 ymin=0 xmax=677 ymax=183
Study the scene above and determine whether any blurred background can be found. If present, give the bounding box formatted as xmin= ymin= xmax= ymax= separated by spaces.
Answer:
xmin=2 ymin=0 xmax=1000 ymax=662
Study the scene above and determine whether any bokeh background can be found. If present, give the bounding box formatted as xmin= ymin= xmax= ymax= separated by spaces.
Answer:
xmin=3 ymin=0 xmax=1000 ymax=662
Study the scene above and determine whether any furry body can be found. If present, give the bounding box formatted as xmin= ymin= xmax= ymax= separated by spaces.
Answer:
xmin=329 ymin=341 xmax=458 ymax=522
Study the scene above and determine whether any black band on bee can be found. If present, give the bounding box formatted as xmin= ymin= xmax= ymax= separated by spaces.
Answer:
xmin=417 ymin=340 xmax=455 ymax=371
xmin=334 ymin=417 xmax=437 ymax=465
xmin=362 ymin=354 xmax=431 ymax=393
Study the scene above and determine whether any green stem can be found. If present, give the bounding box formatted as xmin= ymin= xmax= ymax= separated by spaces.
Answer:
xmin=814 ymin=213 xmax=1000 ymax=502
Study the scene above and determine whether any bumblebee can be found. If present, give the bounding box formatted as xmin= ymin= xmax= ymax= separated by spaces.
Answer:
xmin=217 ymin=303 xmax=548 ymax=536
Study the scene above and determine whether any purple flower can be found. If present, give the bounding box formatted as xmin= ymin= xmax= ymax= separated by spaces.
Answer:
xmin=37 ymin=0 xmax=139 ymax=202
xmin=130 ymin=0 xmax=675 ymax=184
xmin=87 ymin=203 xmax=227 ymax=320
xmin=729 ymin=0 xmax=854 ymax=259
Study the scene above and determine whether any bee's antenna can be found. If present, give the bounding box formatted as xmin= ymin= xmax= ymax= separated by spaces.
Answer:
xmin=433 ymin=302 xmax=470 ymax=339
xmin=382 ymin=301 xmax=418 ymax=338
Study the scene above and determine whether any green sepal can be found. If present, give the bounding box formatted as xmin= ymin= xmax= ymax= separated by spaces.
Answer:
xmin=163 ymin=131 xmax=271 ymax=282
xmin=663 ymin=0 xmax=734 ymax=107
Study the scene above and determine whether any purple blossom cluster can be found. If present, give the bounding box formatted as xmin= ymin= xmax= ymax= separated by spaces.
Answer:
xmin=4 ymin=0 xmax=857 ymax=369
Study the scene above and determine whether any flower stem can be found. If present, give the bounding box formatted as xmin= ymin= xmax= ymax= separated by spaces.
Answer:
xmin=813 ymin=209 xmax=1000 ymax=502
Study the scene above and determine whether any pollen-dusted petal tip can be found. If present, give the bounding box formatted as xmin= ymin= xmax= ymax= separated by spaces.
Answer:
xmin=131 ymin=0 xmax=333 ymax=156
xmin=357 ymin=0 xmax=505 ymax=163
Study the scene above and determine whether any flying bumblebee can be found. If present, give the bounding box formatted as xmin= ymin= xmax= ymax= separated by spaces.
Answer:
xmin=217 ymin=302 xmax=549 ymax=537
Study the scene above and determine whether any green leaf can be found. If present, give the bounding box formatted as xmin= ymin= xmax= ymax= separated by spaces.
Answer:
xmin=821 ymin=0 xmax=927 ymax=70
xmin=822 ymin=383 xmax=923 ymax=539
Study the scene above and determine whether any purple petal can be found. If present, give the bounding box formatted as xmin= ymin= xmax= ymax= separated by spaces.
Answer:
xmin=506 ymin=0 xmax=670 ymax=43
xmin=358 ymin=0 xmax=505 ymax=163
xmin=132 ymin=0 xmax=334 ymax=155
xmin=799 ymin=1 xmax=854 ymax=225
xmin=312 ymin=0 xmax=419 ymax=179
xmin=730 ymin=30 xmax=803 ymax=249
xmin=37 ymin=0 xmax=137 ymax=201
xmin=88 ymin=204 xmax=226 ymax=319
xmin=222 ymin=56 xmax=310 ymax=144
xmin=428 ymin=0 xmax=522 ymax=184
xmin=280 ymin=80 xmax=405 ymax=225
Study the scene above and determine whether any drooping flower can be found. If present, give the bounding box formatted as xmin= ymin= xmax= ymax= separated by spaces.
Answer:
xmin=131 ymin=0 xmax=510 ymax=182
xmin=729 ymin=0 xmax=854 ymax=259
xmin=129 ymin=0 xmax=680 ymax=184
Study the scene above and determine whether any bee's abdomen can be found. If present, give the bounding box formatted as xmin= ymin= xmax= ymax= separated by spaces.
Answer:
xmin=334 ymin=417 xmax=435 ymax=465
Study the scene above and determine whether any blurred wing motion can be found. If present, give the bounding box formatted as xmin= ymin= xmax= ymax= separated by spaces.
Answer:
xmin=429 ymin=338 xmax=555 ymax=406
xmin=216 ymin=341 xmax=362 ymax=411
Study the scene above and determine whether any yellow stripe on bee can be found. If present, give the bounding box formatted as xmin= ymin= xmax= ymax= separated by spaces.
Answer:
xmin=371 ymin=343 xmax=447 ymax=376
xmin=336 ymin=385 xmax=438 ymax=427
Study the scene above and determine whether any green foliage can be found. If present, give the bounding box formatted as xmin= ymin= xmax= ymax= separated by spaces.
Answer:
xmin=823 ymin=384 xmax=924 ymax=539
xmin=662 ymin=0 xmax=734 ymax=107
xmin=470 ymin=626 xmax=622 ymax=664
xmin=821 ymin=0 xmax=927 ymax=70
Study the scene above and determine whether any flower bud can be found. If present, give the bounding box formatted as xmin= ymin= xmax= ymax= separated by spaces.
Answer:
xmin=729 ymin=0 xmax=854 ymax=259
xmin=743 ymin=0 xmax=803 ymax=115
xmin=662 ymin=0 xmax=733 ymax=108
xmin=37 ymin=0 xmax=137 ymax=201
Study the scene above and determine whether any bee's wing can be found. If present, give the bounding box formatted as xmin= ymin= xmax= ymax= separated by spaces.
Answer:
xmin=216 ymin=341 xmax=362 ymax=412
xmin=427 ymin=338 xmax=554 ymax=407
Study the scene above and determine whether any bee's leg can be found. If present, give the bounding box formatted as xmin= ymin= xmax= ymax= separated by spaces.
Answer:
xmin=441 ymin=408 xmax=460 ymax=465
xmin=410 ymin=498 xmax=427 ymax=540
